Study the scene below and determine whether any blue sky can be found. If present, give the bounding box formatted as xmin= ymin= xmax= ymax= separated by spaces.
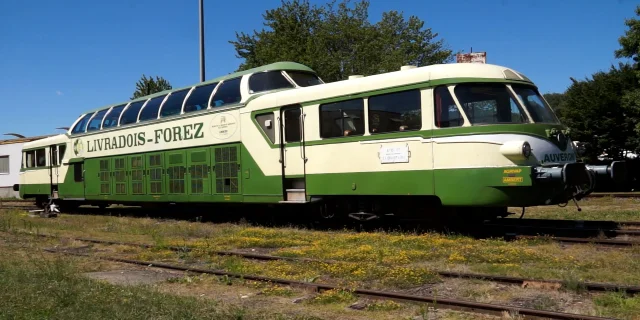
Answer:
xmin=0 ymin=0 xmax=637 ymax=137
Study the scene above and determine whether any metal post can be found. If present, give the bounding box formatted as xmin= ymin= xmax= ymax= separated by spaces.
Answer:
xmin=199 ymin=0 xmax=205 ymax=82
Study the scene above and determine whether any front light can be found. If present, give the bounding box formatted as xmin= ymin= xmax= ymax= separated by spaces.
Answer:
xmin=522 ymin=141 xmax=532 ymax=159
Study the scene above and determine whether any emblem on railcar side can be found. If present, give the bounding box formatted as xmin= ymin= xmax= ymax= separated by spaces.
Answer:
xmin=73 ymin=139 xmax=84 ymax=156
xmin=210 ymin=113 xmax=238 ymax=140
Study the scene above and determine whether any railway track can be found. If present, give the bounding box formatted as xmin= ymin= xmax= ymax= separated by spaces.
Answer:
xmin=30 ymin=232 xmax=640 ymax=295
xmin=587 ymin=192 xmax=640 ymax=198
xmin=43 ymin=246 xmax=618 ymax=320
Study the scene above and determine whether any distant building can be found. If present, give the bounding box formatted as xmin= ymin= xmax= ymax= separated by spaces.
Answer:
xmin=0 ymin=134 xmax=53 ymax=198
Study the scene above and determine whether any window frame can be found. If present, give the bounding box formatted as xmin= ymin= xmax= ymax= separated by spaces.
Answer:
xmin=452 ymin=82 xmax=531 ymax=126
xmin=102 ymin=104 xmax=128 ymax=129
xmin=367 ymin=89 xmax=422 ymax=134
xmin=248 ymin=70 xmax=295 ymax=94
xmin=209 ymin=77 xmax=243 ymax=108
xmin=86 ymin=108 xmax=110 ymax=132
xmin=138 ymin=94 xmax=169 ymax=122
xmin=118 ymin=99 xmax=148 ymax=126
xmin=318 ymin=98 xmax=366 ymax=139
xmin=70 ymin=112 xmax=95 ymax=135
xmin=0 ymin=155 xmax=9 ymax=174
xmin=182 ymin=83 xmax=218 ymax=114
xmin=159 ymin=88 xmax=192 ymax=118
xmin=433 ymin=85 xmax=467 ymax=128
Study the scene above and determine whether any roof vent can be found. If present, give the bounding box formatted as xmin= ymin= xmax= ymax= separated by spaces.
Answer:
xmin=401 ymin=65 xmax=417 ymax=71
xmin=348 ymin=75 xmax=364 ymax=80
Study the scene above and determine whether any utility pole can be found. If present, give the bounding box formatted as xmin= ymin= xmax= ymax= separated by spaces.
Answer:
xmin=199 ymin=0 xmax=205 ymax=82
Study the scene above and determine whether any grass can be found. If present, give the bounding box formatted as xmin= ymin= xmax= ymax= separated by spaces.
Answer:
xmin=3 ymin=199 xmax=640 ymax=318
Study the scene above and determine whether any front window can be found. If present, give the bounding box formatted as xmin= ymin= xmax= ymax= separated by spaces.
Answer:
xmin=286 ymin=71 xmax=323 ymax=87
xmin=249 ymin=71 xmax=294 ymax=93
xmin=453 ymin=83 xmax=529 ymax=125
xmin=511 ymin=85 xmax=560 ymax=123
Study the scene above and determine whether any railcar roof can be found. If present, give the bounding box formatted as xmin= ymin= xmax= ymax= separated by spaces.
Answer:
xmin=82 ymin=61 xmax=316 ymax=114
xmin=260 ymin=63 xmax=534 ymax=107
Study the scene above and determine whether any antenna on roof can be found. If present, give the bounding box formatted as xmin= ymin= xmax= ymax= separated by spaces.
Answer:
xmin=56 ymin=127 xmax=70 ymax=131
xmin=3 ymin=133 xmax=26 ymax=138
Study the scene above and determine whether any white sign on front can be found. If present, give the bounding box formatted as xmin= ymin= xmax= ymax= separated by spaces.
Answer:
xmin=379 ymin=145 xmax=409 ymax=163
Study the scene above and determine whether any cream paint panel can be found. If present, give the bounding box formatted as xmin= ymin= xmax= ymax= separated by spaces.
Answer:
xmin=304 ymin=139 xmax=432 ymax=174
xmin=240 ymin=109 xmax=283 ymax=176
xmin=20 ymin=166 xmax=69 ymax=185
xmin=431 ymin=134 xmax=578 ymax=169
xmin=70 ymin=110 xmax=242 ymax=159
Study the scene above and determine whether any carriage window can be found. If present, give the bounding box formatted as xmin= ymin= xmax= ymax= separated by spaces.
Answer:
xmin=184 ymin=83 xmax=217 ymax=113
xmin=453 ymin=83 xmax=528 ymax=125
xmin=35 ymin=149 xmax=46 ymax=167
xmin=434 ymin=86 xmax=464 ymax=128
xmin=102 ymin=105 xmax=126 ymax=128
xmin=74 ymin=163 xmax=83 ymax=182
xmin=211 ymin=78 xmax=242 ymax=107
xmin=284 ymin=108 xmax=301 ymax=142
xmin=160 ymin=89 xmax=190 ymax=118
xmin=119 ymin=100 xmax=146 ymax=125
xmin=511 ymin=85 xmax=559 ymax=123
xmin=86 ymin=109 xmax=109 ymax=132
xmin=369 ymin=90 xmax=421 ymax=133
xmin=71 ymin=113 xmax=94 ymax=134
xmin=24 ymin=151 xmax=35 ymax=168
xmin=255 ymin=113 xmax=276 ymax=143
xmin=249 ymin=71 xmax=294 ymax=93
xmin=138 ymin=95 xmax=167 ymax=122
xmin=59 ymin=144 xmax=66 ymax=164
xmin=0 ymin=156 xmax=8 ymax=174
xmin=286 ymin=71 xmax=323 ymax=87
xmin=319 ymin=99 xmax=364 ymax=138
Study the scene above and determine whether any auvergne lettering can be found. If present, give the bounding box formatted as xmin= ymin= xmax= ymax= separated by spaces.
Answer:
xmin=543 ymin=153 xmax=576 ymax=163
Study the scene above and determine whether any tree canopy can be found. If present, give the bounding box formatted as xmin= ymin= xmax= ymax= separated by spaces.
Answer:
xmin=131 ymin=75 xmax=172 ymax=100
xmin=229 ymin=0 xmax=454 ymax=82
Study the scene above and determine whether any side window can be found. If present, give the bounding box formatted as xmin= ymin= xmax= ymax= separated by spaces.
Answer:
xmin=102 ymin=105 xmax=126 ymax=128
xmin=51 ymin=145 xmax=58 ymax=166
xmin=71 ymin=113 xmax=94 ymax=134
xmin=59 ymin=144 xmax=66 ymax=164
xmin=0 ymin=156 xmax=8 ymax=174
xmin=74 ymin=163 xmax=84 ymax=182
xmin=369 ymin=90 xmax=421 ymax=133
xmin=255 ymin=113 xmax=276 ymax=143
xmin=119 ymin=100 xmax=146 ymax=126
xmin=138 ymin=95 xmax=167 ymax=122
xmin=434 ymin=86 xmax=464 ymax=128
xmin=86 ymin=109 xmax=109 ymax=132
xmin=35 ymin=149 xmax=46 ymax=167
xmin=284 ymin=108 xmax=301 ymax=142
xmin=211 ymin=78 xmax=242 ymax=107
xmin=319 ymin=99 xmax=365 ymax=138
xmin=249 ymin=71 xmax=293 ymax=93
xmin=25 ymin=151 xmax=35 ymax=168
xmin=160 ymin=89 xmax=190 ymax=118
xmin=184 ymin=83 xmax=217 ymax=113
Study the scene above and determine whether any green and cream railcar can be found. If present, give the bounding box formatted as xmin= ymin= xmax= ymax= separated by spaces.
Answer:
xmin=18 ymin=61 xmax=620 ymax=219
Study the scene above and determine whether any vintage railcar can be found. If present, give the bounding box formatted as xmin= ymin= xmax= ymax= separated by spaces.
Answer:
xmin=16 ymin=61 xmax=623 ymax=220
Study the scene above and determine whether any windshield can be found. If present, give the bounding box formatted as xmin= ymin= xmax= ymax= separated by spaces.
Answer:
xmin=511 ymin=84 xmax=560 ymax=123
xmin=453 ymin=83 xmax=529 ymax=125
xmin=286 ymin=71 xmax=323 ymax=87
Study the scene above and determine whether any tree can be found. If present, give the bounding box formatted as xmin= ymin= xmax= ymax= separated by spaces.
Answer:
xmin=131 ymin=75 xmax=172 ymax=100
xmin=614 ymin=5 xmax=640 ymax=70
xmin=557 ymin=63 xmax=639 ymax=161
xmin=229 ymin=0 xmax=454 ymax=82
xmin=542 ymin=92 xmax=566 ymax=113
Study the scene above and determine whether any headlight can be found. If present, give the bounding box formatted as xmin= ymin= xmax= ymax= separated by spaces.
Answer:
xmin=500 ymin=140 xmax=533 ymax=162
xmin=522 ymin=141 xmax=532 ymax=159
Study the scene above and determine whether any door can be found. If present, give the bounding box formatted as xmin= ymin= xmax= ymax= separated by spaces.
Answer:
xmin=187 ymin=148 xmax=211 ymax=201
xmin=212 ymin=145 xmax=241 ymax=198
xmin=279 ymin=105 xmax=307 ymax=200
xmin=166 ymin=150 xmax=187 ymax=201
xmin=113 ymin=156 xmax=127 ymax=197
xmin=146 ymin=153 xmax=164 ymax=197
xmin=59 ymin=159 xmax=86 ymax=200
xmin=129 ymin=155 xmax=146 ymax=197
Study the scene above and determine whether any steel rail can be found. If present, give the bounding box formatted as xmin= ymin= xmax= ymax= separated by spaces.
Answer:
xmin=29 ymin=232 xmax=640 ymax=294
xmin=44 ymin=248 xmax=617 ymax=320
xmin=516 ymin=235 xmax=640 ymax=246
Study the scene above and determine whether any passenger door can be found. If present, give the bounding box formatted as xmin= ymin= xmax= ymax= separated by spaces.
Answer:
xmin=278 ymin=105 xmax=307 ymax=202
xmin=187 ymin=148 xmax=211 ymax=201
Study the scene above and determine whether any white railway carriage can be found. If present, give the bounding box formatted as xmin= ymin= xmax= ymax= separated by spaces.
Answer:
xmin=17 ymin=61 xmax=622 ymax=219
